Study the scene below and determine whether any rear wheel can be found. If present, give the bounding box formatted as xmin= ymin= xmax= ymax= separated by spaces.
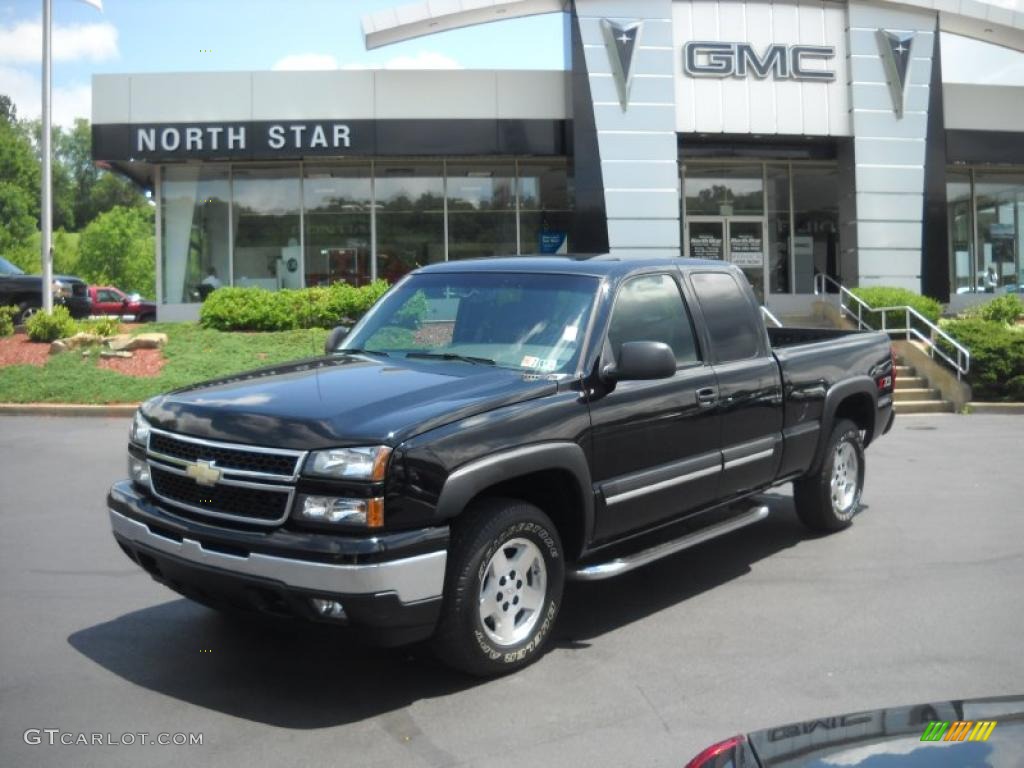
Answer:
xmin=793 ymin=418 xmax=865 ymax=532
xmin=16 ymin=304 xmax=38 ymax=325
xmin=432 ymin=497 xmax=563 ymax=676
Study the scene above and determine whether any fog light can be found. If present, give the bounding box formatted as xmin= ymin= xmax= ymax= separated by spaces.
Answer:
xmin=128 ymin=455 xmax=150 ymax=486
xmin=296 ymin=495 xmax=383 ymax=527
xmin=310 ymin=598 xmax=346 ymax=620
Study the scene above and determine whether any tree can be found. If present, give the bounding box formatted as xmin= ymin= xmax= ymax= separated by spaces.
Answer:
xmin=0 ymin=94 xmax=16 ymax=124
xmin=0 ymin=110 xmax=40 ymax=220
xmin=77 ymin=205 xmax=155 ymax=296
xmin=0 ymin=182 xmax=37 ymax=257
xmin=88 ymin=172 xmax=146 ymax=217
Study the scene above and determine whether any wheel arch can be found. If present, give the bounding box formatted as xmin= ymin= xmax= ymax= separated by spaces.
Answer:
xmin=434 ymin=443 xmax=594 ymax=561
xmin=810 ymin=377 xmax=877 ymax=474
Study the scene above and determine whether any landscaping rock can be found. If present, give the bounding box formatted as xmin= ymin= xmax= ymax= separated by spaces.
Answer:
xmin=100 ymin=350 xmax=134 ymax=359
xmin=106 ymin=334 xmax=134 ymax=352
xmin=61 ymin=332 xmax=105 ymax=350
xmin=49 ymin=340 xmax=68 ymax=355
xmin=124 ymin=333 xmax=168 ymax=351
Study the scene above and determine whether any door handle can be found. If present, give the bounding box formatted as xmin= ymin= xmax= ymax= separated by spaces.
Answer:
xmin=696 ymin=387 xmax=717 ymax=407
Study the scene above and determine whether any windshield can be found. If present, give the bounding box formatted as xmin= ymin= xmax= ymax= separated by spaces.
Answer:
xmin=0 ymin=256 xmax=25 ymax=275
xmin=341 ymin=271 xmax=599 ymax=374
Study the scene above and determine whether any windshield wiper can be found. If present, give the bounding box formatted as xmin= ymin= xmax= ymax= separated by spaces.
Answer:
xmin=406 ymin=352 xmax=496 ymax=366
xmin=335 ymin=348 xmax=390 ymax=358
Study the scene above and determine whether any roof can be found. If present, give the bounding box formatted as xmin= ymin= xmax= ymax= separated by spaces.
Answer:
xmin=415 ymin=254 xmax=730 ymax=278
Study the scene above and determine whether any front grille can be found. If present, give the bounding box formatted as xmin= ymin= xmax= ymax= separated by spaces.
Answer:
xmin=150 ymin=465 xmax=290 ymax=523
xmin=149 ymin=431 xmax=300 ymax=478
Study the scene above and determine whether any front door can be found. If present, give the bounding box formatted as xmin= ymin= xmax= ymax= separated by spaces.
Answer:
xmin=686 ymin=217 xmax=767 ymax=303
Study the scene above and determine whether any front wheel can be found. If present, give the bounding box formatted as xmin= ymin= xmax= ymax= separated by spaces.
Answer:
xmin=793 ymin=418 xmax=865 ymax=532
xmin=432 ymin=498 xmax=564 ymax=676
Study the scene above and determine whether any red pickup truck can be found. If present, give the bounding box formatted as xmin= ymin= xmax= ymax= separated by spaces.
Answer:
xmin=88 ymin=286 xmax=157 ymax=323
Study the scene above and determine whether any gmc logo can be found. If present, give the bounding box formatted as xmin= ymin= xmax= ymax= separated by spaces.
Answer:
xmin=683 ymin=41 xmax=835 ymax=81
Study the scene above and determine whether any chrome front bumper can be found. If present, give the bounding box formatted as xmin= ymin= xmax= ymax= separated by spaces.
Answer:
xmin=108 ymin=508 xmax=447 ymax=605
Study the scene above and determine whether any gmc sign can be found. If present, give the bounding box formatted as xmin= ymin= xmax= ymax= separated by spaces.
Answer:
xmin=683 ymin=41 xmax=836 ymax=81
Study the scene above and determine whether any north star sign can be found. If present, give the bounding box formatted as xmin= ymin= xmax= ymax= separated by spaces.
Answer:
xmin=134 ymin=122 xmax=352 ymax=154
xmin=683 ymin=41 xmax=835 ymax=81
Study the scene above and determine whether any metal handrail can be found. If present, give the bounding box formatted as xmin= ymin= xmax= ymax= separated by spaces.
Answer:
xmin=760 ymin=305 xmax=783 ymax=328
xmin=813 ymin=273 xmax=970 ymax=379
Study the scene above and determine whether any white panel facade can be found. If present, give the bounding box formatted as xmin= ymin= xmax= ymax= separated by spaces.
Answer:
xmin=672 ymin=0 xmax=852 ymax=136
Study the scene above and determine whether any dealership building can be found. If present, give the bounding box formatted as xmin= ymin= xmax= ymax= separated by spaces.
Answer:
xmin=91 ymin=0 xmax=1024 ymax=320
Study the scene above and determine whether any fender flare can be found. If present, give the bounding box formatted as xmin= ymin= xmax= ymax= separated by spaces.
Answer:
xmin=809 ymin=376 xmax=877 ymax=474
xmin=434 ymin=442 xmax=595 ymax=546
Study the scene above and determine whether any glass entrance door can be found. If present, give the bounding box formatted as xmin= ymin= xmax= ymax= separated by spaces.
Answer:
xmin=686 ymin=216 xmax=767 ymax=302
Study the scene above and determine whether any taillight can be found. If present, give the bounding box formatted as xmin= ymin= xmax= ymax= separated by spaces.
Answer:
xmin=890 ymin=347 xmax=897 ymax=389
xmin=685 ymin=734 xmax=746 ymax=768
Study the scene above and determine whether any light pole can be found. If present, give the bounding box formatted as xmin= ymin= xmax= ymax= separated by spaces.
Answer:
xmin=40 ymin=0 xmax=102 ymax=314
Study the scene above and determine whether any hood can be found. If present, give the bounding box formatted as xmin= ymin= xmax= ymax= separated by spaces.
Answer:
xmin=143 ymin=354 xmax=559 ymax=449
xmin=744 ymin=695 xmax=1023 ymax=767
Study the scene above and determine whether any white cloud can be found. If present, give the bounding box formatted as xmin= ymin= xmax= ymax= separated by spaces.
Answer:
xmin=273 ymin=50 xmax=462 ymax=72
xmin=272 ymin=53 xmax=339 ymax=71
xmin=0 ymin=65 xmax=92 ymax=126
xmin=0 ymin=21 xmax=118 ymax=64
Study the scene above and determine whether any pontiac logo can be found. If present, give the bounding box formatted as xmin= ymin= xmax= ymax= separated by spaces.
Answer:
xmin=601 ymin=19 xmax=643 ymax=111
xmin=877 ymin=29 xmax=915 ymax=118
xmin=185 ymin=460 xmax=221 ymax=487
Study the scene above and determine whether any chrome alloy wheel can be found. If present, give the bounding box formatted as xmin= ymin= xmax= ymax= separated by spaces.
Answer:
xmin=478 ymin=537 xmax=547 ymax=647
xmin=830 ymin=440 xmax=860 ymax=518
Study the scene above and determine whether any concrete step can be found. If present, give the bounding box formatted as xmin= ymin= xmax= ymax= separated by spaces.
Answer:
xmin=893 ymin=388 xmax=941 ymax=402
xmin=896 ymin=377 xmax=928 ymax=390
xmin=895 ymin=365 xmax=915 ymax=377
xmin=777 ymin=316 xmax=839 ymax=329
xmin=893 ymin=400 xmax=956 ymax=414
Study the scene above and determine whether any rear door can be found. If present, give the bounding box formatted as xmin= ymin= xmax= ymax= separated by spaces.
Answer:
xmin=686 ymin=269 xmax=784 ymax=497
xmin=588 ymin=272 xmax=721 ymax=542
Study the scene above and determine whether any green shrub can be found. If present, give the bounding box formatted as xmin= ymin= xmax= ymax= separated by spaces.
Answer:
xmin=78 ymin=316 xmax=121 ymax=337
xmin=940 ymin=317 xmax=1024 ymax=401
xmin=850 ymin=286 xmax=943 ymax=330
xmin=199 ymin=281 xmax=390 ymax=332
xmin=971 ymin=293 xmax=1024 ymax=325
xmin=25 ymin=305 xmax=77 ymax=343
xmin=0 ymin=305 xmax=18 ymax=337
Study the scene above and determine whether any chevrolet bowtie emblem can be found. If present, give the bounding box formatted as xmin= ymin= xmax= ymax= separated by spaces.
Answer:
xmin=186 ymin=460 xmax=222 ymax=487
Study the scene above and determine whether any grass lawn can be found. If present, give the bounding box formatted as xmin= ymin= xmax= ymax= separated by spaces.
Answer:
xmin=0 ymin=323 xmax=329 ymax=404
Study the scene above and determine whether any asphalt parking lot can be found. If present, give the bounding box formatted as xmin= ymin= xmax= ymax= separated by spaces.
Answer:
xmin=1 ymin=413 xmax=1022 ymax=767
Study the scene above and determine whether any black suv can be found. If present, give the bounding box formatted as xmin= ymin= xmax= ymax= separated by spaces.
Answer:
xmin=108 ymin=256 xmax=894 ymax=676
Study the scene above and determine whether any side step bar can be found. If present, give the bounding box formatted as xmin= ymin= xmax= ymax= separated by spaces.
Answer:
xmin=568 ymin=505 xmax=769 ymax=581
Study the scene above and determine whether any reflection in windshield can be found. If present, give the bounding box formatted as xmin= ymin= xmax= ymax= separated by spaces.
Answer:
xmin=341 ymin=271 xmax=599 ymax=374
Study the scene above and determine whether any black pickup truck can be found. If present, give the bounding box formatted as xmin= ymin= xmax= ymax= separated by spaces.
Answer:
xmin=108 ymin=256 xmax=895 ymax=676
xmin=0 ymin=255 xmax=91 ymax=322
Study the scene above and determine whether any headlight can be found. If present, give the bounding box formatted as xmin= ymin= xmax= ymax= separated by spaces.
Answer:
xmin=51 ymin=280 xmax=72 ymax=299
xmin=128 ymin=455 xmax=150 ymax=487
xmin=295 ymin=495 xmax=384 ymax=528
xmin=129 ymin=411 xmax=151 ymax=447
xmin=304 ymin=446 xmax=391 ymax=481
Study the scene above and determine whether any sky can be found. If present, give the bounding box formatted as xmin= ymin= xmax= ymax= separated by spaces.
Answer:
xmin=2 ymin=0 xmax=1024 ymax=127
xmin=0 ymin=0 xmax=567 ymax=126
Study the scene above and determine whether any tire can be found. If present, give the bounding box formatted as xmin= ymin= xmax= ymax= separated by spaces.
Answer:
xmin=793 ymin=418 xmax=865 ymax=532
xmin=16 ymin=304 xmax=38 ymax=325
xmin=432 ymin=497 xmax=564 ymax=677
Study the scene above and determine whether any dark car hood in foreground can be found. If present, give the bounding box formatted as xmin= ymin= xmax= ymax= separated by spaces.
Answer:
xmin=143 ymin=354 xmax=558 ymax=449
xmin=744 ymin=695 xmax=1023 ymax=768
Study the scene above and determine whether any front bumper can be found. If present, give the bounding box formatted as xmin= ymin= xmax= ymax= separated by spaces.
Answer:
xmin=108 ymin=481 xmax=448 ymax=646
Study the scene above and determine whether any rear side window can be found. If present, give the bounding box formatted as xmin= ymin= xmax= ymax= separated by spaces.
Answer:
xmin=607 ymin=274 xmax=700 ymax=365
xmin=690 ymin=272 xmax=762 ymax=362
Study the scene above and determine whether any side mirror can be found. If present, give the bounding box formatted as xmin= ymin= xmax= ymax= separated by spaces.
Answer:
xmin=603 ymin=341 xmax=676 ymax=381
xmin=122 ymin=297 xmax=131 ymax=305
xmin=324 ymin=324 xmax=351 ymax=355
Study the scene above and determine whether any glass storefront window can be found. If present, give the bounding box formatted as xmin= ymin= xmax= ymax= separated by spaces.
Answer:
xmin=975 ymin=172 xmax=1024 ymax=292
xmin=374 ymin=162 xmax=445 ymax=283
xmin=766 ymin=164 xmax=791 ymax=293
xmin=446 ymin=162 xmax=517 ymax=260
xmin=792 ymin=165 xmax=839 ymax=287
xmin=303 ymin=164 xmax=372 ymax=287
xmin=232 ymin=165 xmax=301 ymax=290
xmin=947 ymin=171 xmax=974 ymax=294
xmin=684 ymin=164 xmax=764 ymax=216
xmin=161 ymin=165 xmax=230 ymax=304
xmin=519 ymin=160 xmax=571 ymax=254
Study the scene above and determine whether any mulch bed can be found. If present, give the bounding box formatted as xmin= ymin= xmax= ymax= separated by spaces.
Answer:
xmin=0 ymin=334 xmax=50 ymax=367
xmin=0 ymin=332 xmax=166 ymax=377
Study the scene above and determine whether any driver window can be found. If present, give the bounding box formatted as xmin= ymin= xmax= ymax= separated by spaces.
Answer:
xmin=607 ymin=274 xmax=700 ymax=365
